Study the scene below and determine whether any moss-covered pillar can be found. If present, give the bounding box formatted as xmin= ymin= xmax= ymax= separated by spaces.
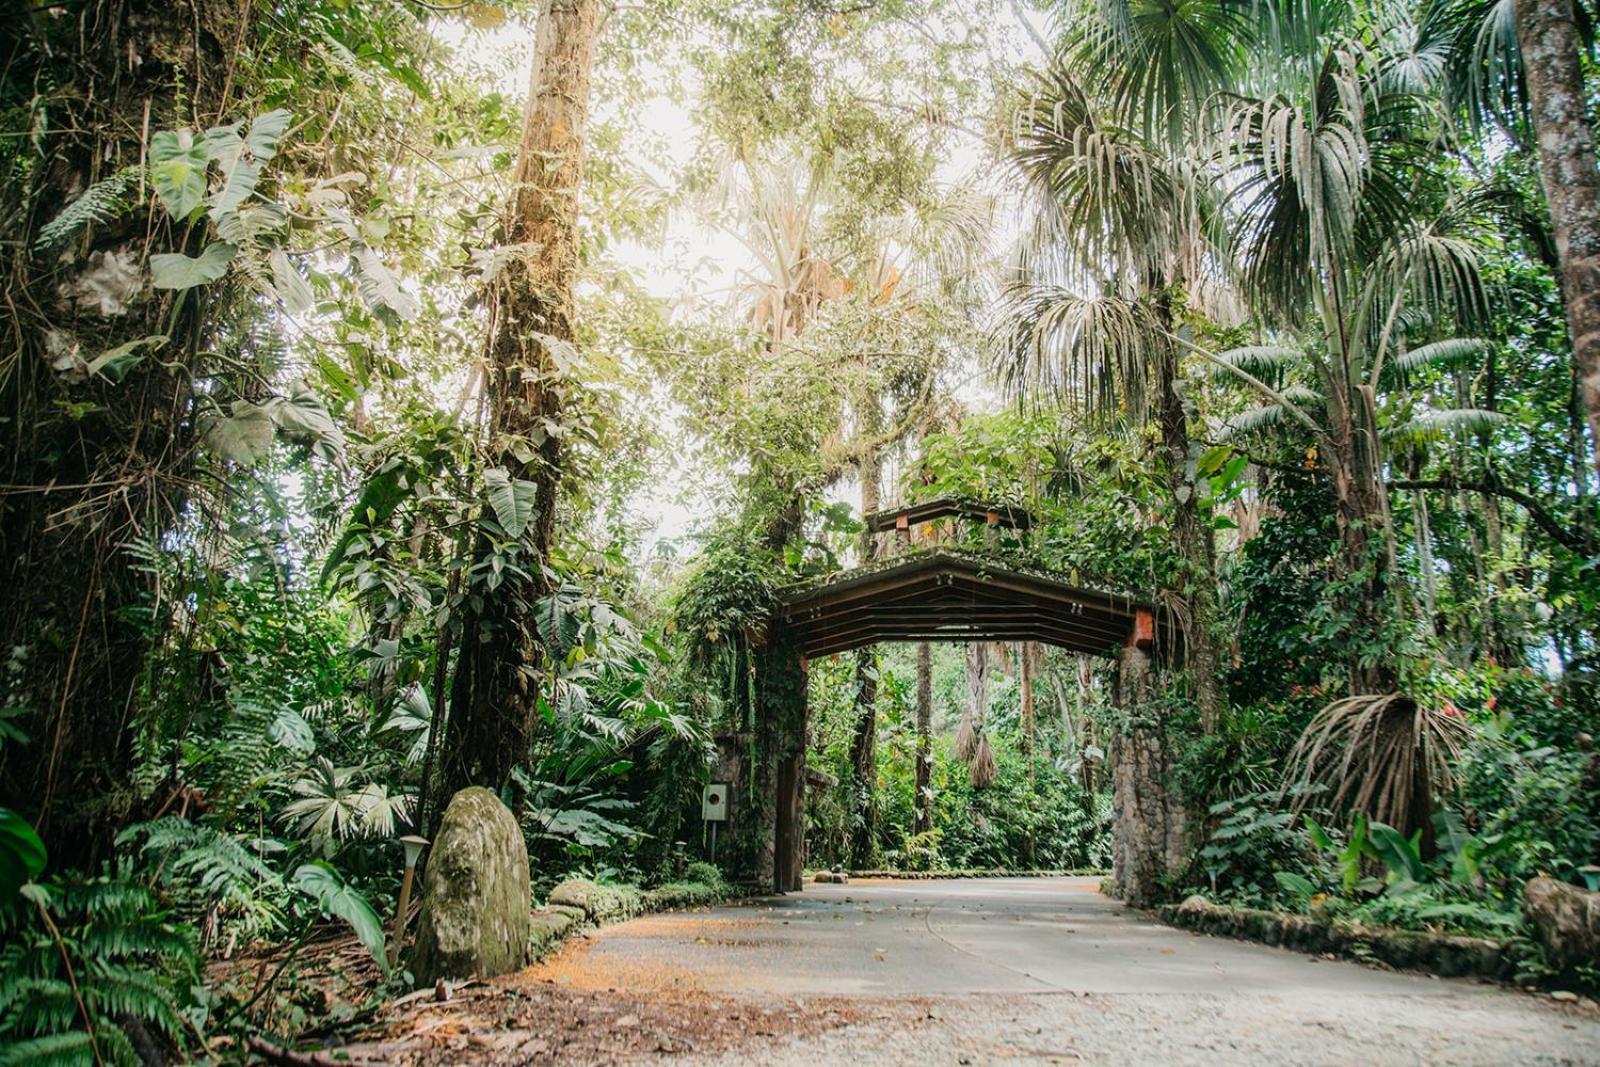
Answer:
xmin=1109 ymin=611 xmax=1180 ymax=908
xmin=754 ymin=624 xmax=808 ymax=893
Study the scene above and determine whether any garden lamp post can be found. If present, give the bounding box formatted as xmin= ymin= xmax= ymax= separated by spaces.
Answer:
xmin=391 ymin=835 xmax=429 ymax=966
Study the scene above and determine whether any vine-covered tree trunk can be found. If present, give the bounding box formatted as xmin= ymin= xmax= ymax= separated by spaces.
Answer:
xmin=1326 ymin=384 xmax=1400 ymax=693
xmin=912 ymin=642 xmax=933 ymax=836
xmin=0 ymin=0 xmax=250 ymax=857
xmin=1019 ymin=642 xmax=1036 ymax=769
xmin=956 ymin=642 xmax=987 ymax=761
xmin=1153 ymin=322 xmax=1224 ymax=730
xmin=438 ymin=0 xmax=599 ymax=802
xmin=1517 ymin=0 xmax=1600 ymax=482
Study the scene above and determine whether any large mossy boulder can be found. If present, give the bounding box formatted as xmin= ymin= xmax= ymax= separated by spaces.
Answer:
xmin=1525 ymin=876 xmax=1600 ymax=973
xmin=411 ymin=787 xmax=531 ymax=983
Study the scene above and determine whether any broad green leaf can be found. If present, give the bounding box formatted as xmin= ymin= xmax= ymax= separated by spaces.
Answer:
xmin=1272 ymin=870 xmax=1316 ymax=904
xmin=207 ymin=157 xmax=261 ymax=220
xmin=245 ymin=109 xmax=293 ymax=161
xmin=1196 ymin=445 xmax=1232 ymax=476
xmin=86 ymin=334 xmax=168 ymax=383
xmin=1367 ymin=821 xmax=1426 ymax=884
xmin=149 ymin=129 xmax=210 ymax=219
xmin=352 ymin=244 xmax=420 ymax=323
xmin=483 ymin=467 xmax=538 ymax=539
xmin=293 ymin=862 xmax=387 ymax=972
xmin=150 ymin=241 xmax=237 ymax=290
xmin=270 ymin=250 xmax=314 ymax=313
xmin=0 ymin=807 xmax=47 ymax=901
xmin=273 ymin=386 xmax=346 ymax=461
xmin=215 ymin=200 xmax=287 ymax=244
xmin=201 ymin=122 xmax=244 ymax=170
xmin=201 ymin=400 xmax=274 ymax=465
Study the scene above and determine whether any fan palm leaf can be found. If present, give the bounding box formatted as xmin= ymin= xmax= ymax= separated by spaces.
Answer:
xmin=1281 ymin=692 xmax=1471 ymax=842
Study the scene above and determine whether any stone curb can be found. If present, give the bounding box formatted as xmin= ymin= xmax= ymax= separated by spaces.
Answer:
xmin=1157 ymin=895 xmax=1519 ymax=981
xmin=528 ymin=877 xmax=733 ymax=961
xmin=832 ymin=867 xmax=1111 ymax=880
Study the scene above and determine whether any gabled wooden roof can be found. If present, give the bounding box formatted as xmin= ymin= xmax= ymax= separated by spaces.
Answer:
xmin=777 ymin=549 xmax=1172 ymax=660
xmin=862 ymin=497 xmax=1034 ymax=533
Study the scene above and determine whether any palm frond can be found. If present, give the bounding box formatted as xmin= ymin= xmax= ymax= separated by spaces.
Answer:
xmin=1384 ymin=406 xmax=1507 ymax=441
xmin=1381 ymin=337 xmax=1488 ymax=382
xmin=1062 ymin=0 xmax=1255 ymax=146
xmin=1207 ymin=344 xmax=1302 ymax=383
xmin=992 ymin=283 xmax=1163 ymax=419
xmin=1281 ymin=692 xmax=1470 ymax=840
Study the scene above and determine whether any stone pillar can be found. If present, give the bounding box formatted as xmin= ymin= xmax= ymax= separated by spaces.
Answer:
xmin=1109 ymin=618 xmax=1181 ymax=909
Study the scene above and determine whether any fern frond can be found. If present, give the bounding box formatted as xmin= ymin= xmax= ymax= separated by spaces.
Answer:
xmin=82 ymin=965 xmax=181 ymax=1039
xmin=0 ymin=1029 xmax=98 ymax=1067
xmin=34 ymin=169 xmax=141 ymax=250
xmin=0 ymin=975 xmax=78 ymax=1036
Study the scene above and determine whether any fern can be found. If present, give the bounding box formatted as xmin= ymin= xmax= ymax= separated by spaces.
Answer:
xmin=0 ymin=1030 xmax=99 ymax=1067
xmin=117 ymin=817 xmax=286 ymax=942
xmin=33 ymin=168 xmax=141 ymax=250
xmin=0 ymin=873 xmax=197 ymax=1065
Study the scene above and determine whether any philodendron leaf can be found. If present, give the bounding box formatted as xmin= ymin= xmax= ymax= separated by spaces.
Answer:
xmin=0 ymin=807 xmax=47 ymax=902
xmin=483 ymin=467 xmax=538 ymax=539
xmin=270 ymin=250 xmax=314 ymax=312
xmin=86 ymin=334 xmax=168 ymax=383
xmin=208 ymin=157 xmax=261 ymax=220
xmin=293 ymin=862 xmax=388 ymax=972
xmin=352 ymin=244 xmax=420 ymax=324
xmin=150 ymin=241 xmax=237 ymax=290
xmin=245 ymin=109 xmax=293 ymax=161
xmin=274 ymin=385 xmax=347 ymax=462
xmin=150 ymin=129 xmax=210 ymax=220
xmin=201 ymin=400 xmax=275 ymax=465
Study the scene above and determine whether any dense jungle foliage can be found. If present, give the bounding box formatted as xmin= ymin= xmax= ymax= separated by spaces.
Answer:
xmin=2 ymin=0 xmax=1600 ymax=1060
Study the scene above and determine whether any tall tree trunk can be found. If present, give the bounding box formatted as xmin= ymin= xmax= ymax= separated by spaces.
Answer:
xmin=1517 ymin=0 xmax=1600 ymax=482
xmin=912 ymin=642 xmax=933 ymax=836
xmin=1019 ymin=642 xmax=1036 ymax=775
xmin=1153 ymin=321 xmax=1225 ymax=730
xmin=0 ymin=0 xmax=250 ymax=859
xmin=956 ymin=642 xmax=987 ymax=761
xmin=846 ymin=390 xmax=883 ymax=867
xmin=437 ymin=0 xmax=599 ymax=804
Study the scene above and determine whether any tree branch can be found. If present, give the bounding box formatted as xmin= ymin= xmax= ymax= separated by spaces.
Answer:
xmin=1390 ymin=475 xmax=1598 ymax=556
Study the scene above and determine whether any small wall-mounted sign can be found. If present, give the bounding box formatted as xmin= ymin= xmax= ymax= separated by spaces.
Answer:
xmin=702 ymin=783 xmax=729 ymax=822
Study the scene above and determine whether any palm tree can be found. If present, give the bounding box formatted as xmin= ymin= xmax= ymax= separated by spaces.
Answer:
xmin=1002 ymin=57 xmax=1233 ymax=727
xmin=1210 ymin=17 xmax=1493 ymax=689
xmin=1036 ymin=0 xmax=1495 ymax=693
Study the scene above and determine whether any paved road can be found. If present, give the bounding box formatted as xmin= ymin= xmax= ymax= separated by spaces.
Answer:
xmin=528 ymin=877 xmax=1600 ymax=1065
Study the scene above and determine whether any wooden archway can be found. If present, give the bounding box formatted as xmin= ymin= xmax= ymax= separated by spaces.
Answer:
xmin=734 ymin=530 xmax=1184 ymax=905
